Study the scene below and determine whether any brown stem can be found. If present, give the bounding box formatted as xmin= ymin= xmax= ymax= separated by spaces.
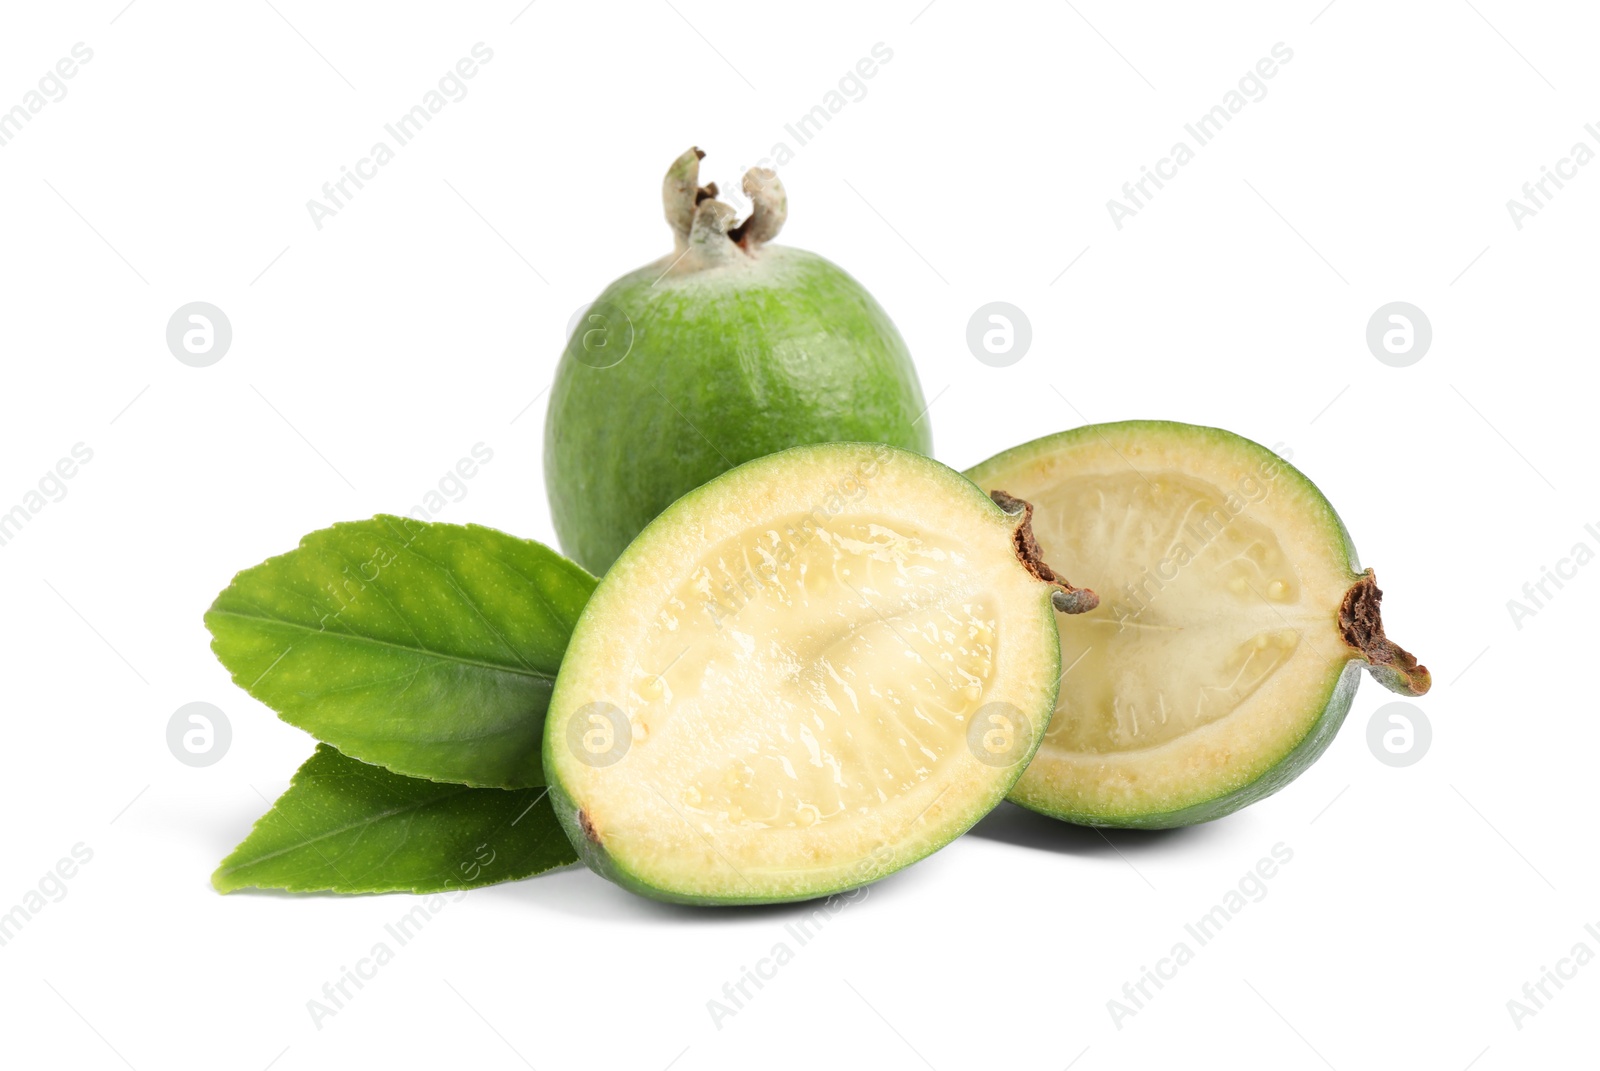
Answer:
xmin=1339 ymin=569 xmax=1431 ymax=696
xmin=990 ymin=490 xmax=1099 ymax=614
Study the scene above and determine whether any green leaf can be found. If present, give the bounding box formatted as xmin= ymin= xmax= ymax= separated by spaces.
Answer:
xmin=213 ymin=745 xmax=577 ymax=894
xmin=205 ymin=515 xmax=595 ymax=788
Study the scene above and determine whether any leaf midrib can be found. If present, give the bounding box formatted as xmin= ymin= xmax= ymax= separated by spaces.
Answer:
xmin=207 ymin=607 xmax=557 ymax=681
xmin=218 ymin=785 xmax=480 ymax=875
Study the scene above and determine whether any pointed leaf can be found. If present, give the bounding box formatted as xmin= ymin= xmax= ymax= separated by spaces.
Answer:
xmin=205 ymin=515 xmax=595 ymax=788
xmin=213 ymin=745 xmax=577 ymax=894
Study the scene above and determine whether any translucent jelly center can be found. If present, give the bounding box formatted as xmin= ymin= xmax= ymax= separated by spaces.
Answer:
xmin=624 ymin=514 xmax=1000 ymax=830
xmin=1030 ymin=472 xmax=1307 ymax=754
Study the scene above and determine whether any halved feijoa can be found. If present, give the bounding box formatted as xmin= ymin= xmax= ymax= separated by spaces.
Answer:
xmin=966 ymin=421 xmax=1429 ymax=829
xmin=543 ymin=443 xmax=1096 ymax=904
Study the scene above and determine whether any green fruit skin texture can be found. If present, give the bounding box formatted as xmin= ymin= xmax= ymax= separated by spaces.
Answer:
xmin=967 ymin=420 xmax=1367 ymax=830
xmin=545 ymin=247 xmax=932 ymax=575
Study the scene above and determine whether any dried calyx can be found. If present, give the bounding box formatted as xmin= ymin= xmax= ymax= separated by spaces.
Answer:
xmin=989 ymin=490 xmax=1100 ymax=615
xmin=662 ymin=147 xmax=788 ymax=268
xmin=1338 ymin=569 xmax=1431 ymax=696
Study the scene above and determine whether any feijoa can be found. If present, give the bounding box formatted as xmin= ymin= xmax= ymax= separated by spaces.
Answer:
xmin=544 ymin=148 xmax=932 ymax=575
xmin=543 ymin=443 xmax=1096 ymax=904
xmin=966 ymin=420 xmax=1429 ymax=829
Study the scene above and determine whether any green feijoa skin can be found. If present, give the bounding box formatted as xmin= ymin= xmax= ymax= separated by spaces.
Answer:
xmin=213 ymin=745 xmax=575 ymax=894
xmin=545 ymin=148 xmax=933 ymax=576
xmin=965 ymin=420 xmax=1430 ymax=829
xmin=205 ymin=516 xmax=595 ymax=789
xmin=543 ymin=443 xmax=1099 ymax=905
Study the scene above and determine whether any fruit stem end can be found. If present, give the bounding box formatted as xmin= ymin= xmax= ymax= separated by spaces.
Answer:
xmin=661 ymin=147 xmax=787 ymax=268
xmin=989 ymin=490 xmax=1099 ymax=615
xmin=1339 ymin=569 xmax=1431 ymax=696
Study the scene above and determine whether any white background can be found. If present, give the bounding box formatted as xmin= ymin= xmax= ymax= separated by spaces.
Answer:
xmin=1 ymin=1 xmax=1594 ymax=1068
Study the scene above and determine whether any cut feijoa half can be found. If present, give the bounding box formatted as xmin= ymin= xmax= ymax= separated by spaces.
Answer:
xmin=965 ymin=421 xmax=1429 ymax=829
xmin=542 ymin=443 xmax=1097 ymax=904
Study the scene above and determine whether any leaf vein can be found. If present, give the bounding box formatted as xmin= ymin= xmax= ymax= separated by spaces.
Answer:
xmin=208 ymin=608 xmax=555 ymax=680
xmin=220 ymin=786 xmax=481 ymax=875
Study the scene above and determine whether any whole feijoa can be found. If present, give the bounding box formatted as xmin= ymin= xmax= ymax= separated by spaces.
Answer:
xmin=545 ymin=148 xmax=932 ymax=575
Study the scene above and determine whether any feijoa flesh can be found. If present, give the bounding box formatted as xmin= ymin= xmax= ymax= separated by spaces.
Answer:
xmin=966 ymin=420 xmax=1429 ymax=829
xmin=543 ymin=443 xmax=1097 ymax=904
